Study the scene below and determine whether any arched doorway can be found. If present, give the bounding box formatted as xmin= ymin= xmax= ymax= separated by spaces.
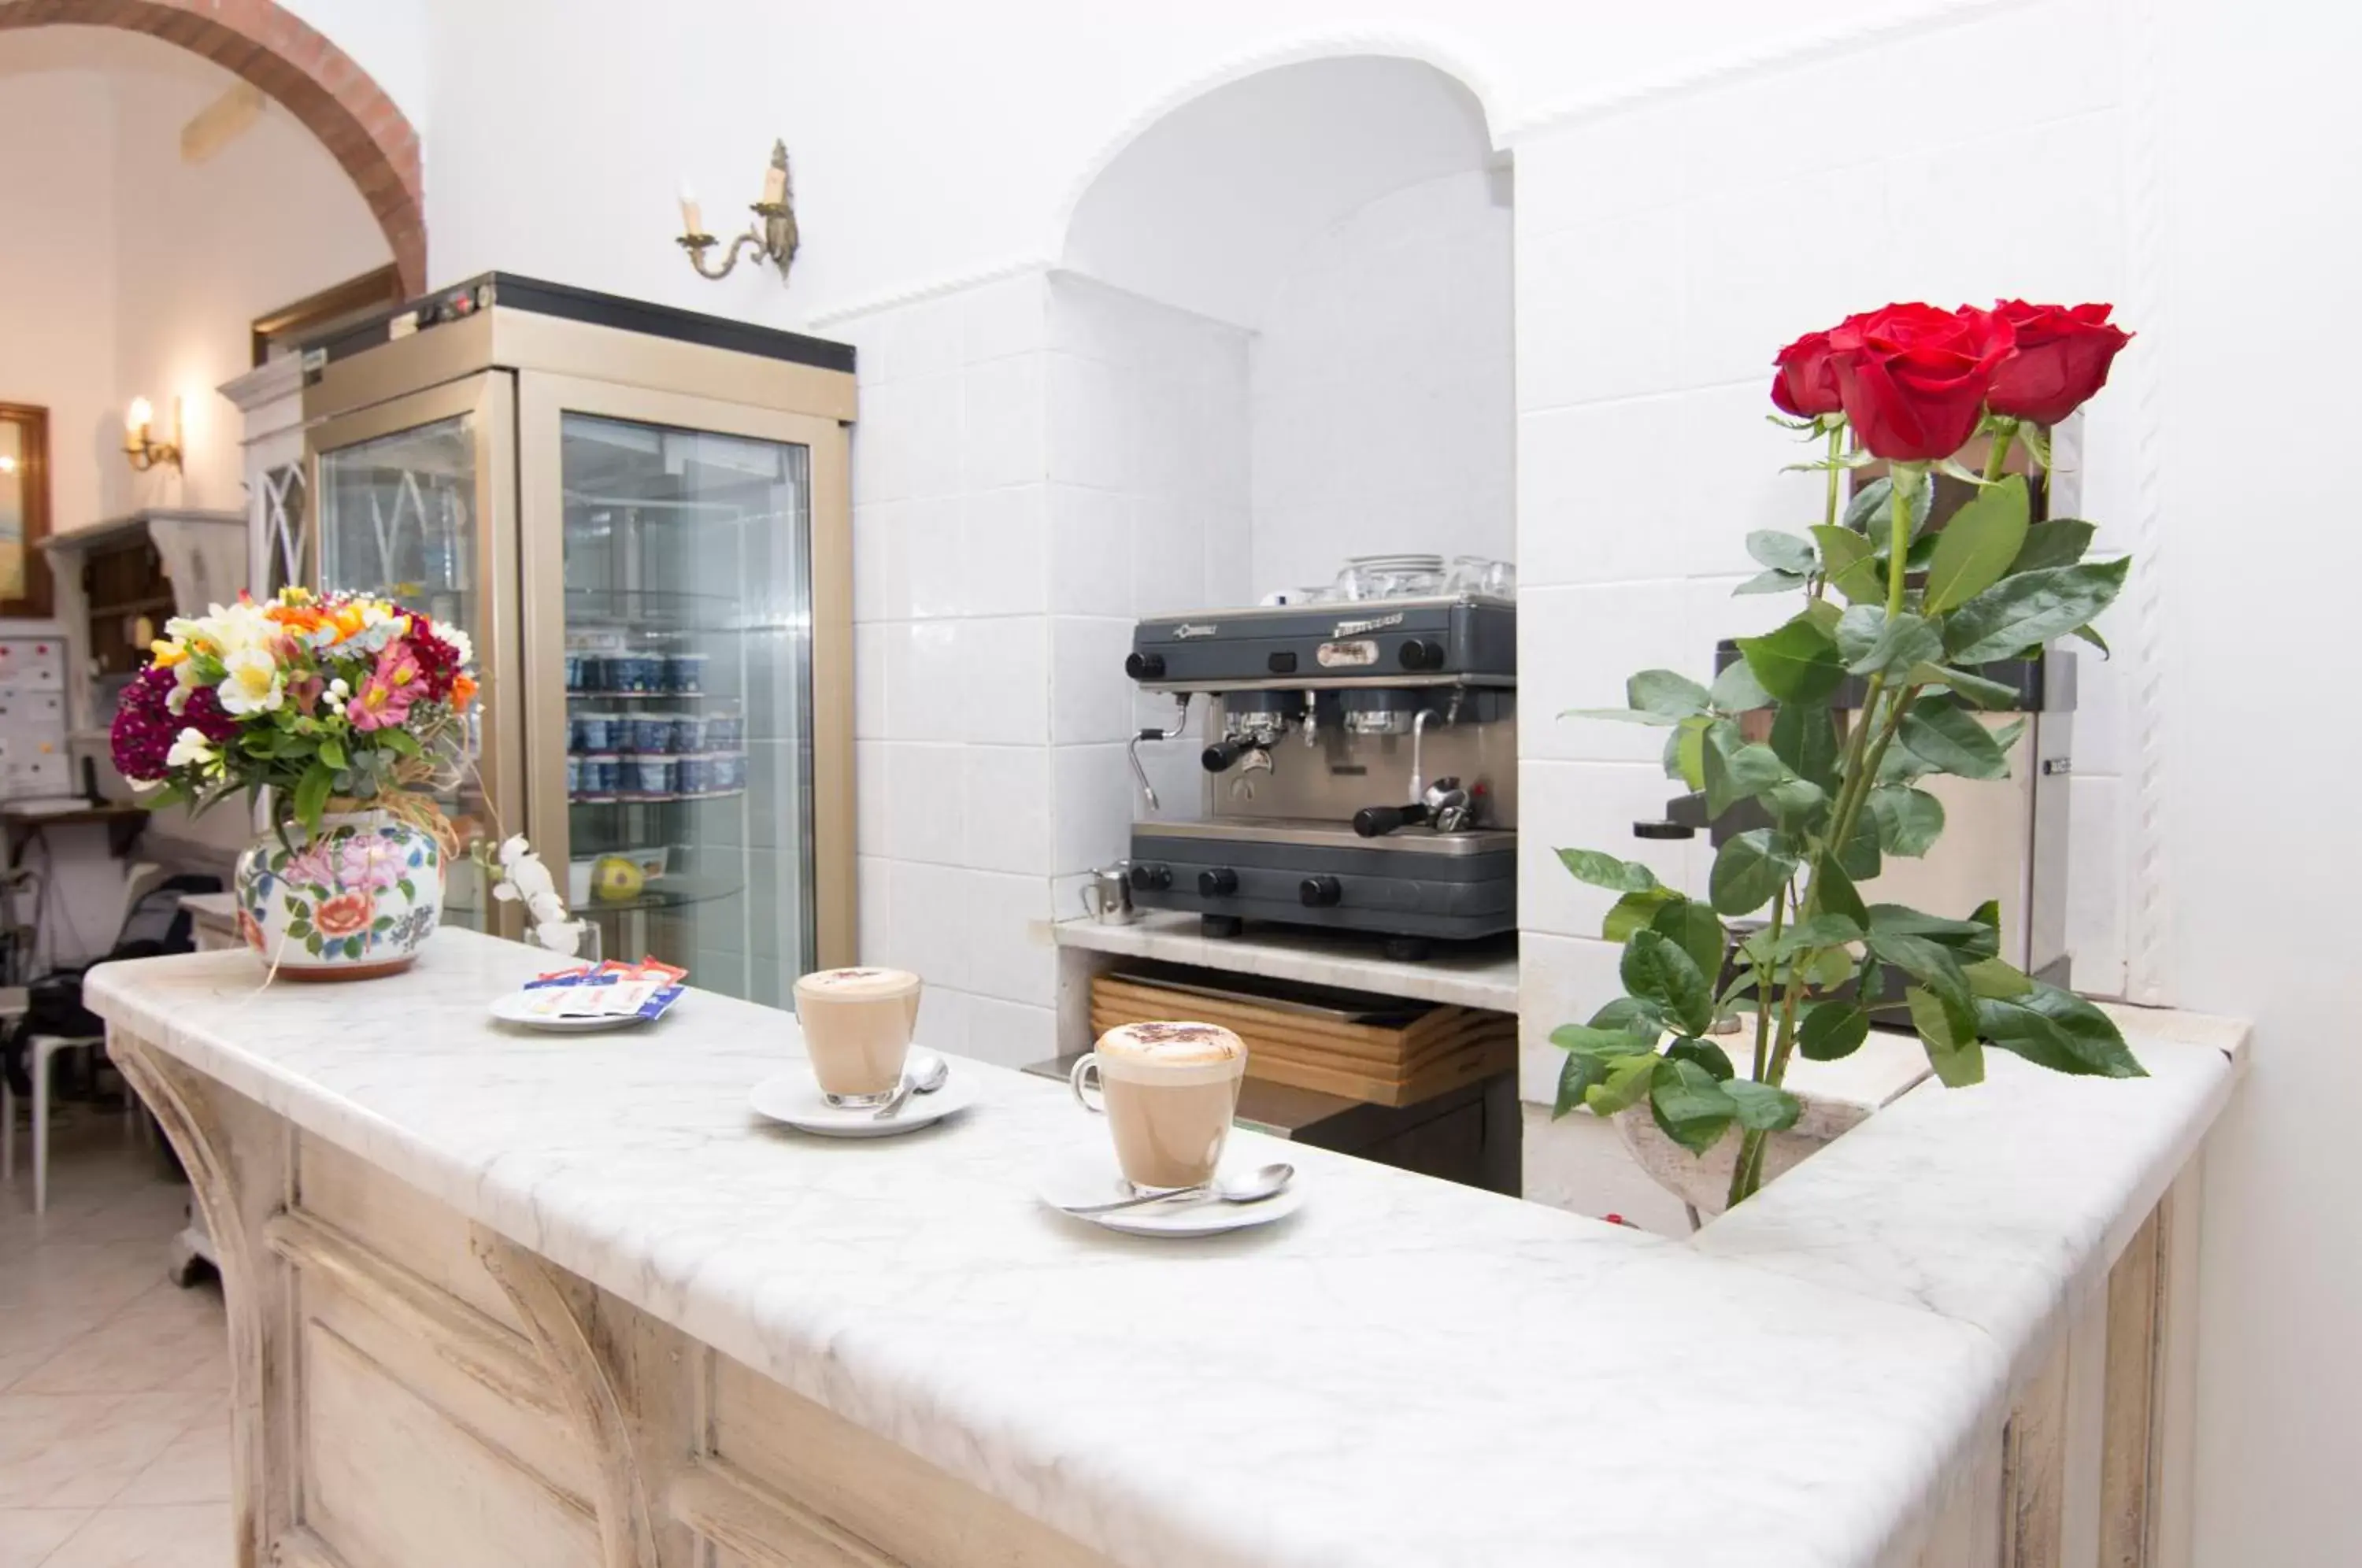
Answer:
xmin=0 ymin=0 xmax=424 ymax=290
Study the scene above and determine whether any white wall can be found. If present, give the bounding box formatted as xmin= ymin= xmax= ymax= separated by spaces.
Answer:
xmin=841 ymin=268 xmax=1249 ymax=1066
xmin=0 ymin=64 xmax=118 ymax=537
xmin=1249 ymin=166 xmax=1514 ymax=594
xmin=2163 ymin=6 xmax=2362 ymax=1562
xmin=99 ymin=30 xmax=391 ymax=518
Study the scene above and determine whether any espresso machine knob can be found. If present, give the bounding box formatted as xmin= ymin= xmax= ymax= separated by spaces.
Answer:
xmin=1298 ymin=875 xmax=1343 ymax=908
xmin=1198 ymin=867 xmax=1239 ymax=897
xmin=1124 ymin=651 xmax=1166 ymax=680
xmin=1130 ymin=862 xmax=1172 ymax=892
xmin=1397 ymin=638 xmax=1446 ymax=671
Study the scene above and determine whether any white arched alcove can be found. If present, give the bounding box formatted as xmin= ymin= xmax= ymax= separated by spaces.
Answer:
xmin=1058 ymin=54 xmax=1514 ymax=601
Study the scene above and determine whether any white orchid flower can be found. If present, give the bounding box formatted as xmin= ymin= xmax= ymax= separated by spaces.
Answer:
xmin=165 ymin=728 xmax=218 ymax=769
xmin=217 ymin=645 xmax=285 ymax=716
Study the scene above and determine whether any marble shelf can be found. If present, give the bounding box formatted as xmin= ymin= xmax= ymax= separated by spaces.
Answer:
xmin=87 ymin=931 xmax=2246 ymax=1568
xmin=1053 ymin=911 xmax=1520 ymax=1011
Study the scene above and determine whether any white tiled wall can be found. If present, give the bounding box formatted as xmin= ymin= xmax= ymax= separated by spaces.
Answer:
xmin=838 ymin=268 xmax=1249 ymax=1064
xmin=1510 ymin=0 xmax=2139 ymax=1096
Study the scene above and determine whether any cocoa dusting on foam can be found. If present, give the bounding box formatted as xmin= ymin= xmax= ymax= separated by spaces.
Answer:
xmin=1101 ymin=1020 xmax=1245 ymax=1066
xmin=798 ymin=967 xmax=916 ymax=998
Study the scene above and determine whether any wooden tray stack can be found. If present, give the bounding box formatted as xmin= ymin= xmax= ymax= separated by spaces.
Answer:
xmin=1090 ymin=970 xmax=1517 ymax=1108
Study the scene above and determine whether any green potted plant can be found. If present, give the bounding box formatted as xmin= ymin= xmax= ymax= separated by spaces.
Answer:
xmin=1554 ymin=301 xmax=2143 ymax=1211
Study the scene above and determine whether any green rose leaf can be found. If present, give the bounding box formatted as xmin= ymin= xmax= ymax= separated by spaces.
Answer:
xmin=317 ymin=737 xmax=348 ymax=771
xmin=1836 ymin=808 xmax=1882 ymax=881
xmin=1650 ymin=898 xmax=1728 ymax=985
xmin=1867 ymin=786 xmax=1946 ymax=857
xmin=1709 ymin=828 xmax=1797 ymax=917
xmin=1585 ymin=1053 xmax=1660 ymax=1117
xmin=1797 ymin=1001 xmax=1871 ymax=1061
xmin=1629 ymin=669 xmax=1712 ymax=719
xmin=2009 ymin=517 xmax=2097 ymax=575
xmin=1962 ymin=956 xmax=2035 ymax=999
xmin=1898 ymin=703 xmax=2012 ymax=780
xmin=1722 ymin=1078 xmax=1801 ymax=1132
xmin=1765 ymin=776 xmax=1828 ymax=832
xmin=1559 ymin=849 xmax=1663 ymax=894
xmin=1923 ymin=474 xmax=2032 ymax=613
xmin=1786 ymin=912 xmax=1866 ymax=948
xmin=1734 ymin=569 xmax=1807 ymax=596
xmin=1770 ymin=701 xmax=1842 ymax=790
xmin=1867 ymin=927 xmax=1973 ymax=1002
xmin=1838 ymin=608 xmax=1945 ymax=679
xmin=1554 ymin=1051 xmax=1606 ymax=1118
xmin=1844 ymin=475 xmax=1934 ymax=536
xmin=1603 ymin=887 xmax=1680 ymax=942
xmin=1975 ymin=984 xmax=2148 ymax=1078
xmin=1664 ymin=715 xmax=1712 ymax=789
xmin=1945 ymin=557 xmax=2131 ymax=664
xmin=1907 ymin=661 xmax=2021 ymax=710
xmin=1649 ymin=1057 xmax=1739 ymax=1154
xmin=1736 ymin=617 xmax=1846 ymax=704
xmin=1868 ymin=904 xmax=2001 ymax=960
xmin=1590 ymin=996 xmax=1664 ymax=1035
xmin=1702 ymin=725 xmax=1794 ymax=819
xmin=1746 ymin=531 xmax=1818 ymax=575
xmin=1908 ymin=985 xmax=1986 ymax=1086
xmin=1812 ymin=856 xmax=1868 ymax=927
xmin=1621 ymin=929 xmax=1714 ymax=1037
xmin=1553 ymin=1021 xmax=1657 ymax=1057
xmin=1664 ymin=1037 xmax=1736 ymax=1082
xmin=376 ymin=727 xmax=424 ymax=759
xmin=2071 ymin=623 xmax=2111 ymax=658
xmin=1709 ymin=659 xmax=1774 ymax=714
xmin=1811 ymin=525 xmax=1884 ymax=604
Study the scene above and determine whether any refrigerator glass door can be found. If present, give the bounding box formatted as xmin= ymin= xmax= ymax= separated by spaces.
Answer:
xmin=540 ymin=401 xmax=818 ymax=1000
xmin=310 ymin=373 xmax=520 ymax=928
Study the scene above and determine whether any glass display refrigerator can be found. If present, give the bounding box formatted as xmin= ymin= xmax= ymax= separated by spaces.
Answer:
xmin=299 ymin=274 xmax=856 ymax=1003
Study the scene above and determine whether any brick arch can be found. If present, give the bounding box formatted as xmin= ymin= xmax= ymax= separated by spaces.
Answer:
xmin=0 ymin=0 xmax=424 ymax=293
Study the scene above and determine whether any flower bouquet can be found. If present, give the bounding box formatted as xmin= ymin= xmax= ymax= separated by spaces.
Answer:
xmin=113 ymin=586 xmax=479 ymax=978
xmin=1556 ymin=301 xmax=2144 ymax=1210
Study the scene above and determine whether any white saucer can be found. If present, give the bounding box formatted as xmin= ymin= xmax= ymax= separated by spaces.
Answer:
xmin=748 ymin=1066 xmax=979 ymax=1138
xmin=489 ymin=990 xmax=653 ymax=1032
xmin=1036 ymin=1149 xmax=1305 ymax=1237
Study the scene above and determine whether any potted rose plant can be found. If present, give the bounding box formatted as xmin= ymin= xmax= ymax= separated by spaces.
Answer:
xmin=113 ymin=587 xmax=480 ymax=978
xmin=1554 ymin=301 xmax=2142 ymax=1210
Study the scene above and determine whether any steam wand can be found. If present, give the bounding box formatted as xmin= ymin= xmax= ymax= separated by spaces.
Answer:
xmin=1126 ymin=694 xmax=1194 ymax=812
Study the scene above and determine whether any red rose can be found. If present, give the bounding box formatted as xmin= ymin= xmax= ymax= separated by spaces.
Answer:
xmin=1771 ymin=328 xmax=1844 ymax=418
xmin=1984 ymin=301 xmax=2133 ymax=426
xmin=1827 ymin=304 xmax=2016 ymax=462
xmin=313 ymin=891 xmax=375 ymax=938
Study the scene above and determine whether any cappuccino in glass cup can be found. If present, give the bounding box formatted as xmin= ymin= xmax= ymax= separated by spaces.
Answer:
xmin=793 ymin=967 xmax=921 ymax=1106
xmin=1069 ymin=1021 xmax=1248 ymax=1189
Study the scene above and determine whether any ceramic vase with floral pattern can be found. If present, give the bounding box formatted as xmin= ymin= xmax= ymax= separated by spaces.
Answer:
xmin=234 ymin=808 xmax=444 ymax=980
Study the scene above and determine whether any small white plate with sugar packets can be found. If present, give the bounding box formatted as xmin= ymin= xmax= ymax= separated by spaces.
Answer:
xmin=490 ymin=977 xmax=676 ymax=1032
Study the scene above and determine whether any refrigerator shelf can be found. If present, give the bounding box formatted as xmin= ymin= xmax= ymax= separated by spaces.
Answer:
xmin=568 ymin=790 xmax=749 ymax=806
xmin=563 ymin=690 xmax=728 ymax=701
xmin=578 ymin=875 xmax=746 ymax=915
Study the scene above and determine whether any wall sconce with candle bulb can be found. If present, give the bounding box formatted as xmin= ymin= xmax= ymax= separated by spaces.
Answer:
xmin=676 ymin=140 xmax=801 ymax=283
xmin=123 ymin=395 xmax=183 ymax=472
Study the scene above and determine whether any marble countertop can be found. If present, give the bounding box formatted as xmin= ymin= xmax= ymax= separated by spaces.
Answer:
xmin=1053 ymin=912 xmax=1520 ymax=1011
xmin=87 ymin=931 xmax=2243 ymax=1568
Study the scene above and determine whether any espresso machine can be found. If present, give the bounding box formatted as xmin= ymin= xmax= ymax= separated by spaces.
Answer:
xmin=1120 ymin=594 xmax=1517 ymax=959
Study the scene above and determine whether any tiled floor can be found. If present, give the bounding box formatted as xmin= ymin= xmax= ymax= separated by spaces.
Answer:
xmin=1 ymin=1106 xmax=231 ymax=1567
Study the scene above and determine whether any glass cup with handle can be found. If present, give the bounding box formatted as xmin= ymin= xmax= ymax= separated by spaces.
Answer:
xmin=794 ymin=967 xmax=923 ymax=1106
xmin=1070 ymin=1021 xmax=1249 ymax=1190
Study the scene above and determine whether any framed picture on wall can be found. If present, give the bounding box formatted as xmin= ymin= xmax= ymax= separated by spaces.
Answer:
xmin=0 ymin=404 xmax=53 ymax=619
